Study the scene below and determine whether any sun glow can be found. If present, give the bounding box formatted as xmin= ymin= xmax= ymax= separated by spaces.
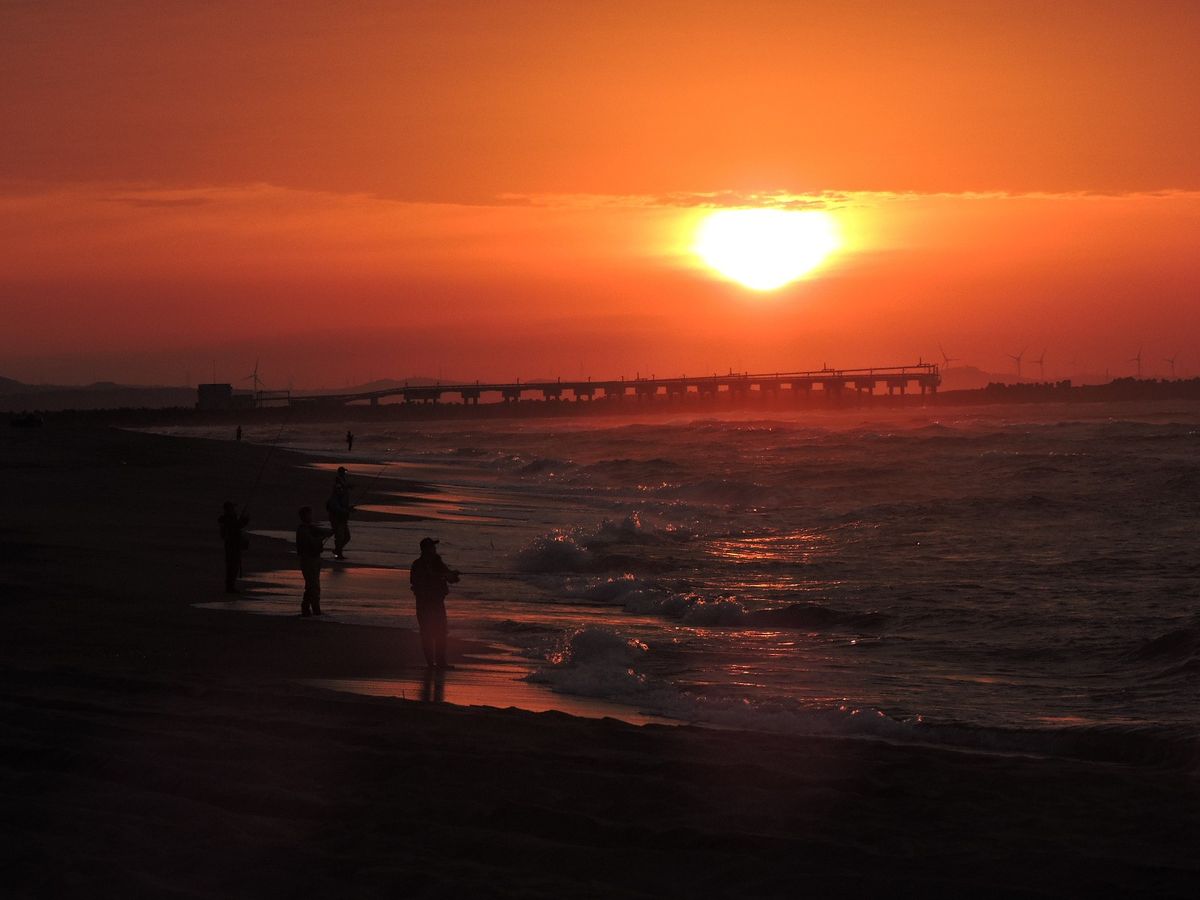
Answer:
xmin=694 ymin=209 xmax=840 ymax=291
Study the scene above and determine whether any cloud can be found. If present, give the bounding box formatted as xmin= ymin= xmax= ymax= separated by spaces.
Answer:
xmin=8 ymin=180 xmax=1200 ymax=219
xmin=495 ymin=190 xmax=849 ymax=211
xmin=491 ymin=187 xmax=1200 ymax=212
xmin=102 ymin=195 xmax=215 ymax=208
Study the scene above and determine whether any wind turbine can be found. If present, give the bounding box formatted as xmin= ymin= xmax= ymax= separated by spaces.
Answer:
xmin=244 ymin=359 xmax=265 ymax=394
xmin=1164 ymin=352 xmax=1178 ymax=379
xmin=1032 ymin=349 xmax=1046 ymax=381
xmin=1007 ymin=347 xmax=1027 ymax=380
xmin=938 ymin=343 xmax=960 ymax=367
xmin=1128 ymin=348 xmax=1143 ymax=379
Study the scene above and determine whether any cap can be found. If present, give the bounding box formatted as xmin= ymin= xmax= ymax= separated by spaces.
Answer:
xmin=419 ymin=537 xmax=439 ymax=550
xmin=336 ymin=466 xmax=347 ymax=475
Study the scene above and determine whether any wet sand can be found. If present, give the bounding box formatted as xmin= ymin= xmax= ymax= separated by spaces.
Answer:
xmin=2 ymin=423 xmax=1197 ymax=898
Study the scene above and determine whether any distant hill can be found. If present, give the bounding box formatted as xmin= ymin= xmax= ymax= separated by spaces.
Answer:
xmin=0 ymin=374 xmax=467 ymax=411
xmin=0 ymin=376 xmax=66 ymax=395
xmin=0 ymin=377 xmax=195 ymax=412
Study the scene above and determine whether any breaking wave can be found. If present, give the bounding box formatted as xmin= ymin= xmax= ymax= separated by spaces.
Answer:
xmin=557 ymin=574 xmax=887 ymax=630
xmin=513 ymin=514 xmax=694 ymax=573
xmin=525 ymin=627 xmax=649 ymax=697
xmin=1128 ymin=622 xmax=1200 ymax=679
xmin=513 ymin=532 xmax=595 ymax=573
xmin=529 ymin=627 xmax=1199 ymax=769
xmin=1131 ymin=623 xmax=1200 ymax=662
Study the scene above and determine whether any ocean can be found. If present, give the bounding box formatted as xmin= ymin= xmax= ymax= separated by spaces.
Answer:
xmin=171 ymin=401 xmax=1200 ymax=768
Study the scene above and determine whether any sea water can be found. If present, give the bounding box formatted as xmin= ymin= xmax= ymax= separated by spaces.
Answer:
xmin=172 ymin=401 xmax=1200 ymax=767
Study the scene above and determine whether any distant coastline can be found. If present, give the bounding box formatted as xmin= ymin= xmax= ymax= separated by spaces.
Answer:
xmin=7 ymin=376 xmax=1200 ymax=426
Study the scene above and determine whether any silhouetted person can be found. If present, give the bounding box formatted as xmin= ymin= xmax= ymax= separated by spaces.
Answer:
xmin=326 ymin=467 xmax=352 ymax=559
xmin=409 ymin=537 xmax=460 ymax=668
xmin=218 ymin=501 xmax=249 ymax=594
xmin=346 ymin=430 xmax=354 ymax=451
xmin=235 ymin=425 xmax=242 ymax=442
xmin=295 ymin=506 xmax=331 ymax=616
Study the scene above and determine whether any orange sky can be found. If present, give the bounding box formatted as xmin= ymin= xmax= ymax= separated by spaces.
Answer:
xmin=2 ymin=1 xmax=1198 ymax=386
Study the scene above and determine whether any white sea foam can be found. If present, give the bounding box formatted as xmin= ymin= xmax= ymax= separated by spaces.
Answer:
xmin=513 ymin=513 xmax=692 ymax=573
xmin=527 ymin=626 xmax=920 ymax=741
xmin=527 ymin=626 xmax=1199 ymax=768
xmin=513 ymin=532 xmax=595 ymax=572
xmin=525 ymin=627 xmax=649 ymax=697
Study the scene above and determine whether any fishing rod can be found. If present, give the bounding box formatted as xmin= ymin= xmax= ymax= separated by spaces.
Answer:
xmin=241 ymin=412 xmax=291 ymax=516
xmin=352 ymin=449 xmax=399 ymax=508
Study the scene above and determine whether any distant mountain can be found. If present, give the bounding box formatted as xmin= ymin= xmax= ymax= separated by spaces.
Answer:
xmin=0 ymin=378 xmax=196 ymax=412
xmin=0 ymin=376 xmax=65 ymax=395
xmin=0 ymin=376 xmax=130 ymax=394
xmin=0 ymin=375 xmax=475 ymax=410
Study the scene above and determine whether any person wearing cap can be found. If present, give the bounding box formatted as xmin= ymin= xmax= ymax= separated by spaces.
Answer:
xmin=326 ymin=466 xmax=352 ymax=560
xmin=217 ymin=501 xmax=249 ymax=594
xmin=409 ymin=537 xmax=460 ymax=667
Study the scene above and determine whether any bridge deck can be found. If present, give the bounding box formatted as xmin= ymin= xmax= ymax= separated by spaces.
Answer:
xmin=280 ymin=364 xmax=940 ymax=407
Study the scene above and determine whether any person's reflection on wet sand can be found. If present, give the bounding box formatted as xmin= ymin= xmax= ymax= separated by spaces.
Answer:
xmin=421 ymin=667 xmax=445 ymax=703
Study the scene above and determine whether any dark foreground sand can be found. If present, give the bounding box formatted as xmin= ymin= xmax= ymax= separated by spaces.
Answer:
xmin=2 ymin=425 xmax=1197 ymax=898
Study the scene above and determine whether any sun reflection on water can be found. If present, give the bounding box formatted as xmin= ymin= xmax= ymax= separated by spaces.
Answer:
xmin=706 ymin=529 xmax=832 ymax=564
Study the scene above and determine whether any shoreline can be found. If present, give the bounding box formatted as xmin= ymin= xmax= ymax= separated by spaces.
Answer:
xmin=193 ymin=585 xmax=675 ymax=728
xmin=3 ymin=423 xmax=1198 ymax=897
xmin=200 ymin=441 xmax=674 ymax=728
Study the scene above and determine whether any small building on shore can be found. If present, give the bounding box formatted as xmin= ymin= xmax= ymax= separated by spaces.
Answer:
xmin=196 ymin=384 xmax=255 ymax=410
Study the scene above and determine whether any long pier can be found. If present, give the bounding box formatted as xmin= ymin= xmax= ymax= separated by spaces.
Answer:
xmin=275 ymin=364 xmax=940 ymax=408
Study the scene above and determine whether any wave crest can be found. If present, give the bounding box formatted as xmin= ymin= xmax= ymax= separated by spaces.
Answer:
xmin=514 ymin=532 xmax=595 ymax=573
xmin=514 ymin=513 xmax=692 ymax=573
xmin=526 ymin=627 xmax=649 ymax=697
xmin=529 ymin=633 xmax=1199 ymax=769
xmin=1132 ymin=623 xmax=1200 ymax=662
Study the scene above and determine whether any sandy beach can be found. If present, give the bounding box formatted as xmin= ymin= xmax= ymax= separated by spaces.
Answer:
xmin=2 ymin=423 xmax=1197 ymax=899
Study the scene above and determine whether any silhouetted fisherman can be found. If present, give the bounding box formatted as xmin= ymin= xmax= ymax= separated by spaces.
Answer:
xmin=346 ymin=430 xmax=354 ymax=451
xmin=326 ymin=466 xmax=352 ymax=560
xmin=409 ymin=537 xmax=460 ymax=668
xmin=295 ymin=506 xmax=331 ymax=616
xmin=218 ymin=501 xmax=249 ymax=594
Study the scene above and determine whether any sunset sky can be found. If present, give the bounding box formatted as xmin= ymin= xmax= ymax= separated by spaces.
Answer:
xmin=2 ymin=1 xmax=1198 ymax=387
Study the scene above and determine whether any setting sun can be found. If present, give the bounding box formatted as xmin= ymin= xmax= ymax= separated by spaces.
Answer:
xmin=694 ymin=209 xmax=840 ymax=291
